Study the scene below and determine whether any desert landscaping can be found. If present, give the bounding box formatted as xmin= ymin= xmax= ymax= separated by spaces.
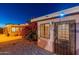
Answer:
xmin=0 ymin=34 xmax=52 ymax=55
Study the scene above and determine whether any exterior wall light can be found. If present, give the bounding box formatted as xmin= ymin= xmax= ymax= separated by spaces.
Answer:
xmin=60 ymin=12 xmax=65 ymax=18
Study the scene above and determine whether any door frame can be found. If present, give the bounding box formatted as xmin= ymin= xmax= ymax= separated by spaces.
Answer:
xmin=53 ymin=20 xmax=76 ymax=55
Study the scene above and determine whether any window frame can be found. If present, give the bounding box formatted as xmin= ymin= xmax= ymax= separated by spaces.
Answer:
xmin=40 ymin=23 xmax=50 ymax=39
xmin=11 ymin=27 xmax=16 ymax=32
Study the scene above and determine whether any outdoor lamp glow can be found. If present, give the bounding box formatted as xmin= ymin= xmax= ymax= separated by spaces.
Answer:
xmin=60 ymin=12 xmax=65 ymax=17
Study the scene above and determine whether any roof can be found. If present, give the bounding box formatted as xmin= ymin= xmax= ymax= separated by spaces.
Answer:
xmin=5 ymin=23 xmax=29 ymax=27
xmin=31 ymin=6 xmax=79 ymax=22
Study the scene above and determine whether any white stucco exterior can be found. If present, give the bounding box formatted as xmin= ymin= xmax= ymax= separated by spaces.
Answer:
xmin=31 ymin=6 xmax=79 ymax=54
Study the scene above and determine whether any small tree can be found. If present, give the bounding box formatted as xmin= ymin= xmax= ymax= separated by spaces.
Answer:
xmin=25 ymin=28 xmax=37 ymax=41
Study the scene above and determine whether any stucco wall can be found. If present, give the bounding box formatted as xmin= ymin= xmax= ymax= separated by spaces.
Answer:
xmin=38 ymin=20 xmax=54 ymax=52
xmin=37 ymin=14 xmax=79 ymax=54
xmin=4 ymin=25 xmax=27 ymax=36
xmin=76 ymin=23 xmax=79 ymax=54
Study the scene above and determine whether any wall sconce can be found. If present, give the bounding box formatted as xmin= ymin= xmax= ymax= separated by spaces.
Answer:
xmin=60 ymin=12 xmax=65 ymax=18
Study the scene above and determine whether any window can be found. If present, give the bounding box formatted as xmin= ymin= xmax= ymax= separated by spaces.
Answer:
xmin=16 ymin=28 xmax=19 ymax=31
xmin=12 ymin=27 xmax=16 ymax=32
xmin=40 ymin=23 xmax=50 ymax=39
xmin=58 ymin=24 xmax=69 ymax=40
xmin=45 ymin=24 xmax=50 ymax=38
xmin=40 ymin=24 xmax=45 ymax=37
xmin=11 ymin=27 xmax=19 ymax=32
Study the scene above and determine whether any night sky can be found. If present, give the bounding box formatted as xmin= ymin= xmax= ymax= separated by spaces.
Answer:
xmin=0 ymin=3 xmax=79 ymax=27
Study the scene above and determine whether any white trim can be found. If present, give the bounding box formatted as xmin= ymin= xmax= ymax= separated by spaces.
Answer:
xmin=31 ymin=6 xmax=79 ymax=22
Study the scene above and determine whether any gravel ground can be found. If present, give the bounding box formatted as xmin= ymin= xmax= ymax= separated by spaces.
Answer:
xmin=0 ymin=39 xmax=53 ymax=55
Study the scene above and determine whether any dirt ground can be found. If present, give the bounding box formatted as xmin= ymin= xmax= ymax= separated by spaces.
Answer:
xmin=0 ymin=34 xmax=22 ymax=43
xmin=0 ymin=34 xmax=53 ymax=55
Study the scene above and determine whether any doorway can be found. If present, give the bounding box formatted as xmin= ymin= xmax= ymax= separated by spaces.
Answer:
xmin=54 ymin=20 xmax=76 ymax=55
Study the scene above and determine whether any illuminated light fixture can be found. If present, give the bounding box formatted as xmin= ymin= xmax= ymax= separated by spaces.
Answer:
xmin=59 ymin=11 xmax=65 ymax=18
xmin=60 ymin=13 xmax=64 ymax=17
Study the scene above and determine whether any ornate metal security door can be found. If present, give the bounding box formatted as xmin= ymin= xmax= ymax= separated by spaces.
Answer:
xmin=54 ymin=20 xmax=76 ymax=55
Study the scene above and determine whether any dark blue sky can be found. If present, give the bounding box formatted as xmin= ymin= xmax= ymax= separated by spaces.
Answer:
xmin=0 ymin=3 xmax=79 ymax=27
